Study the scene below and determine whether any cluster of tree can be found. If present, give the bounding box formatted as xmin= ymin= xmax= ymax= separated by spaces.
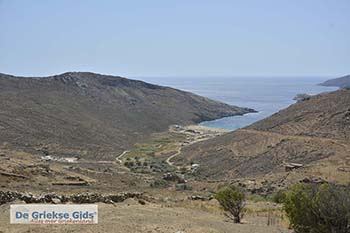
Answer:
xmin=215 ymin=183 xmax=350 ymax=233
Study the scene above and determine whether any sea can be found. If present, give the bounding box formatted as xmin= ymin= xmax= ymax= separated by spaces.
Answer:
xmin=138 ymin=76 xmax=338 ymax=131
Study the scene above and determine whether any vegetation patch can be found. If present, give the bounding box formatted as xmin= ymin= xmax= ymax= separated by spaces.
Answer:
xmin=283 ymin=183 xmax=350 ymax=233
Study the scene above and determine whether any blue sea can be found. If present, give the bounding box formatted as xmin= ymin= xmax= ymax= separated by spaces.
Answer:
xmin=138 ymin=77 xmax=337 ymax=131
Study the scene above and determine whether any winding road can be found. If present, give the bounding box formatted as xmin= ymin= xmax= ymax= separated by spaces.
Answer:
xmin=116 ymin=150 xmax=130 ymax=163
xmin=165 ymin=135 xmax=217 ymax=169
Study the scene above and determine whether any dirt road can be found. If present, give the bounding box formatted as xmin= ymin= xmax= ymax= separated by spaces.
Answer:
xmin=166 ymin=125 xmax=227 ymax=169
xmin=116 ymin=150 xmax=130 ymax=163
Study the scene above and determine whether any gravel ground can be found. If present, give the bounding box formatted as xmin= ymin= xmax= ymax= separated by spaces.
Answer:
xmin=0 ymin=201 xmax=291 ymax=233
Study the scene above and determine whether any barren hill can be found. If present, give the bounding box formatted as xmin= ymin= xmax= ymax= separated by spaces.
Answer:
xmin=247 ymin=89 xmax=350 ymax=140
xmin=320 ymin=74 xmax=350 ymax=88
xmin=175 ymin=89 xmax=350 ymax=183
xmin=0 ymin=72 xmax=253 ymax=160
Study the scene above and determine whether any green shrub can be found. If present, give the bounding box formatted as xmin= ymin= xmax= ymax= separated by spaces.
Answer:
xmin=214 ymin=185 xmax=246 ymax=223
xmin=272 ymin=190 xmax=286 ymax=204
xmin=283 ymin=183 xmax=350 ymax=233
xmin=124 ymin=161 xmax=134 ymax=168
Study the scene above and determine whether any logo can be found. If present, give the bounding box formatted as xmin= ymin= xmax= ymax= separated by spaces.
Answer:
xmin=10 ymin=204 xmax=98 ymax=224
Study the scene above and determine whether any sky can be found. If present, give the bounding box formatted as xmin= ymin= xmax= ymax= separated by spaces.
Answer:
xmin=0 ymin=0 xmax=349 ymax=78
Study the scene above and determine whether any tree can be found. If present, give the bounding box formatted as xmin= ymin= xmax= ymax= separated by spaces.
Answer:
xmin=283 ymin=183 xmax=350 ymax=233
xmin=215 ymin=185 xmax=246 ymax=223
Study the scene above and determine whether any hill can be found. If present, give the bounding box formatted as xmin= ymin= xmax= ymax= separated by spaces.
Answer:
xmin=320 ymin=74 xmax=350 ymax=88
xmin=175 ymin=89 xmax=350 ymax=184
xmin=0 ymin=72 xmax=254 ymax=160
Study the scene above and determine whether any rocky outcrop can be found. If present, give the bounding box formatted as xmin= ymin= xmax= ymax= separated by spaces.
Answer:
xmin=293 ymin=93 xmax=311 ymax=102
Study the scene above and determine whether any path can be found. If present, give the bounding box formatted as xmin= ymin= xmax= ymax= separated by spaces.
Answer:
xmin=165 ymin=146 xmax=182 ymax=168
xmin=165 ymin=136 xmax=216 ymax=168
xmin=116 ymin=150 xmax=130 ymax=163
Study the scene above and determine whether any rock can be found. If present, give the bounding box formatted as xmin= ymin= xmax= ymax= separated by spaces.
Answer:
xmin=51 ymin=198 xmax=61 ymax=204
xmin=189 ymin=195 xmax=212 ymax=201
xmin=293 ymin=93 xmax=312 ymax=102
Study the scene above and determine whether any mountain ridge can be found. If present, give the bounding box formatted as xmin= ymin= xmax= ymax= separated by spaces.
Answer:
xmin=0 ymin=72 xmax=254 ymax=160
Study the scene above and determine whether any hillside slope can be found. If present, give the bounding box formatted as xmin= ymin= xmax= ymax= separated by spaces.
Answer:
xmin=175 ymin=89 xmax=350 ymax=183
xmin=320 ymin=74 xmax=350 ymax=88
xmin=0 ymin=72 xmax=253 ymax=160
xmin=247 ymin=89 xmax=350 ymax=140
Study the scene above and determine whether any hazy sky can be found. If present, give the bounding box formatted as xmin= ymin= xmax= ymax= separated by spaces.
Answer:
xmin=1 ymin=0 xmax=349 ymax=77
